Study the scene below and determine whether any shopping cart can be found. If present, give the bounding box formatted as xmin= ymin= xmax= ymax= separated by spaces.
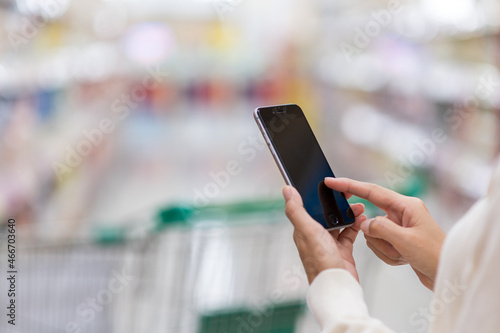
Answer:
xmin=0 ymin=199 xmax=314 ymax=333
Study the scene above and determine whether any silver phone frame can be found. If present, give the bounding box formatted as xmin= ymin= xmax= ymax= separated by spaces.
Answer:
xmin=253 ymin=106 xmax=293 ymax=186
xmin=253 ymin=104 xmax=354 ymax=231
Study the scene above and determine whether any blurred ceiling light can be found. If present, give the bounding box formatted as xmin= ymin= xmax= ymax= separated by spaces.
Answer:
xmin=422 ymin=63 xmax=466 ymax=102
xmin=93 ymin=5 xmax=128 ymax=39
xmin=320 ymin=54 xmax=388 ymax=92
xmin=384 ymin=47 xmax=422 ymax=95
xmin=346 ymin=55 xmax=388 ymax=92
xmin=16 ymin=0 xmax=69 ymax=19
xmin=459 ymin=11 xmax=482 ymax=33
xmin=393 ymin=4 xmax=438 ymax=42
xmin=72 ymin=43 xmax=117 ymax=83
xmin=421 ymin=0 xmax=474 ymax=25
xmin=36 ymin=51 xmax=68 ymax=89
xmin=341 ymin=104 xmax=383 ymax=147
xmin=38 ymin=54 xmax=70 ymax=88
xmin=341 ymin=104 xmax=429 ymax=161
xmin=382 ymin=126 xmax=429 ymax=163
xmin=122 ymin=22 xmax=176 ymax=66
xmin=394 ymin=9 xmax=427 ymax=40
xmin=483 ymin=0 xmax=500 ymax=28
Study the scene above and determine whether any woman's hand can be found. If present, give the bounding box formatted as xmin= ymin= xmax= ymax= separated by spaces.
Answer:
xmin=325 ymin=177 xmax=446 ymax=290
xmin=283 ymin=186 xmax=367 ymax=284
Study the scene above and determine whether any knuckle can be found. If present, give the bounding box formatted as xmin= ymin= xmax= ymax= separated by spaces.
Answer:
xmin=412 ymin=197 xmax=425 ymax=206
xmin=367 ymin=183 xmax=377 ymax=195
xmin=382 ymin=256 xmax=399 ymax=266
xmin=403 ymin=230 xmax=418 ymax=245
xmin=285 ymin=201 xmax=308 ymax=222
xmin=284 ymin=203 xmax=298 ymax=219
xmin=366 ymin=240 xmax=378 ymax=254
xmin=369 ymin=216 xmax=385 ymax=233
xmin=293 ymin=228 xmax=315 ymax=245
xmin=385 ymin=258 xmax=399 ymax=266
xmin=398 ymin=196 xmax=425 ymax=214
xmin=408 ymin=197 xmax=426 ymax=210
xmin=367 ymin=238 xmax=400 ymax=261
xmin=366 ymin=240 xmax=375 ymax=252
xmin=386 ymin=247 xmax=402 ymax=260
xmin=364 ymin=234 xmax=374 ymax=241
xmin=293 ymin=230 xmax=305 ymax=243
xmin=368 ymin=245 xmax=398 ymax=265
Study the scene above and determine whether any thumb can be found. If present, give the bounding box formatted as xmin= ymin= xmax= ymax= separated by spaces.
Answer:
xmin=283 ymin=186 xmax=317 ymax=230
xmin=361 ymin=216 xmax=407 ymax=249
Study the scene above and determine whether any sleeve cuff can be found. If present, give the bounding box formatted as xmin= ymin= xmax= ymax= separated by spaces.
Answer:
xmin=307 ymin=268 xmax=370 ymax=329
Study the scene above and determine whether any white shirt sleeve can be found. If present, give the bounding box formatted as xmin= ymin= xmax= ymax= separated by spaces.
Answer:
xmin=307 ymin=159 xmax=500 ymax=333
xmin=307 ymin=269 xmax=396 ymax=333
xmin=430 ymin=161 xmax=500 ymax=333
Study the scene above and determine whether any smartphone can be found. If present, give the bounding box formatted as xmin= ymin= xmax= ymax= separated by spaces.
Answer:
xmin=254 ymin=104 xmax=355 ymax=230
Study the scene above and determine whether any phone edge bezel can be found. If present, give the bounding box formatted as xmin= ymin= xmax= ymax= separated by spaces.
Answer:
xmin=253 ymin=107 xmax=293 ymax=186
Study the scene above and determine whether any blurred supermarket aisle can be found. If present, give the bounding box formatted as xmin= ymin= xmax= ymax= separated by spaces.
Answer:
xmin=1 ymin=0 xmax=498 ymax=237
xmin=0 ymin=0 xmax=499 ymax=332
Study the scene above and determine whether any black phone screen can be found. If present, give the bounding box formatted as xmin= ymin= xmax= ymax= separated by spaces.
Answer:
xmin=257 ymin=104 xmax=355 ymax=229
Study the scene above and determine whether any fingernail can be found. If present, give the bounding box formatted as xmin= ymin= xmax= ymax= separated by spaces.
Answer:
xmin=324 ymin=177 xmax=334 ymax=181
xmin=361 ymin=219 xmax=372 ymax=234
xmin=283 ymin=187 xmax=292 ymax=201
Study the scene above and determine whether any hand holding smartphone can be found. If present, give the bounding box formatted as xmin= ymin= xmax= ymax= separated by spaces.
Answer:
xmin=254 ymin=104 xmax=355 ymax=230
